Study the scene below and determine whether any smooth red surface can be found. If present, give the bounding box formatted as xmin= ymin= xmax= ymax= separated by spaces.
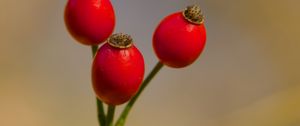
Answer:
xmin=92 ymin=43 xmax=145 ymax=105
xmin=153 ymin=12 xmax=206 ymax=68
xmin=65 ymin=0 xmax=115 ymax=45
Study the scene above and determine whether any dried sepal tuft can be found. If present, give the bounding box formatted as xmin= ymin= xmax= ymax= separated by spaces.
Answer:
xmin=183 ymin=5 xmax=204 ymax=25
xmin=108 ymin=33 xmax=133 ymax=48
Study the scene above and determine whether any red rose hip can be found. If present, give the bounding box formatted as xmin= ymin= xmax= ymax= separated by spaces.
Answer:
xmin=153 ymin=5 xmax=206 ymax=68
xmin=64 ymin=0 xmax=115 ymax=45
xmin=92 ymin=33 xmax=145 ymax=105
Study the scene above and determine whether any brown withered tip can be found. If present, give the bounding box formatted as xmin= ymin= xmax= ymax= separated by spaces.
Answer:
xmin=182 ymin=5 xmax=204 ymax=25
xmin=108 ymin=33 xmax=133 ymax=49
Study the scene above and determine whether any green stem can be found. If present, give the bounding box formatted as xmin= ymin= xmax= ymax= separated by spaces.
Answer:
xmin=91 ymin=45 xmax=98 ymax=56
xmin=97 ymin=98 xmax=106 ymax=126
xmin=115 ymin=62 xmax=164 ymax=126
xmin=91 ymin=46 xmax=106 ymax=126
xmin=106 ymin=105 xmax=116 ymax=126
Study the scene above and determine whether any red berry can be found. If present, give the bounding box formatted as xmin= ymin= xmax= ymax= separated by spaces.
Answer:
xmin=153 ymin=5 xmax=206 ymax=68
xmin=92 ymin=33 xmax=145 ymax=105
xmin=64 ymin=0 xmax=115 ymax=45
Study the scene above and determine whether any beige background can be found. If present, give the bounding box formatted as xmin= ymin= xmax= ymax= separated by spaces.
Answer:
xmin=1 ymin=0 xmax=300 ymax=126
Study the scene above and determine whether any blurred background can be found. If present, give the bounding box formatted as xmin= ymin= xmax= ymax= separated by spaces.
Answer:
xmin=1 ymin=0 xmax=300 ymax=126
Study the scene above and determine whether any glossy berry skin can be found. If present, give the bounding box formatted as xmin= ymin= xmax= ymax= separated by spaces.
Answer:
xmin=64 ymin=0 xmax=115 ymax=45
xmin=92 ymin=43 xmax=145 ymax=105
xmin=153 ymin=12 xmax=206 ymax=68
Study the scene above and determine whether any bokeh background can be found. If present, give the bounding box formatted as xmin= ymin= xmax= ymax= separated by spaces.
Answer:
xmin=1 ymin=0 xmax=300 ymax=126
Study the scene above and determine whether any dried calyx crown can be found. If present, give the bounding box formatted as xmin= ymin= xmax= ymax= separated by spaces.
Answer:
xmin=183 ymin=5 xmax=204 ymax=25
xmin=108 ymin=33 xmax=133 ymax=48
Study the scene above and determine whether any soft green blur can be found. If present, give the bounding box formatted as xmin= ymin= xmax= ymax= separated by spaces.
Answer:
xmin=0 ymin=0 xmax=300 ymax=126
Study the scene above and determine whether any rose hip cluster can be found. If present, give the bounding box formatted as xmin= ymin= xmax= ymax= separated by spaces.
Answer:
xmin=64 ymin=0 xmax=206 ymax=106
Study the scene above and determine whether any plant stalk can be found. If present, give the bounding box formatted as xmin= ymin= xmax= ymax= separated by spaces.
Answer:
xmin=106 ymin=105 xmax=116 ymax=126
xmin=91 ymin=45 xmax=106 ymax=126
